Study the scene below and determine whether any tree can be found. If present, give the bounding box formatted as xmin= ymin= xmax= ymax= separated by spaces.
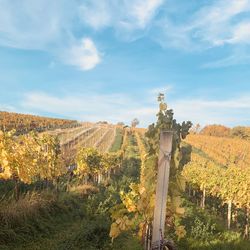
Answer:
xmin=231 ymin=126 xmax=250 ymax=140
xmin=131 ymin=118 xmax=139 ymax=128
xmin=190 ymin=124 xmax=201 ymax=134
xmin=200 ymin=124 xmax=230 ymax=137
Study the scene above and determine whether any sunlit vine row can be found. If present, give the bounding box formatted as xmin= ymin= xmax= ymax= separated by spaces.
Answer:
xmin=186 ymin=134 xmax=250 ymax=168
xmin=135 ymin=131 xmax=148 ymax=184
xmin=182 ymin=150 xmax=250 ymax=234
xmin=0 ymin=111 xmax=79 ymax=134
xmin=0 ymin=130 xmax=65 ymax=198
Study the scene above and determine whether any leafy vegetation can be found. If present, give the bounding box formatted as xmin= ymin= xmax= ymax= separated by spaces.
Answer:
xmin=195 ymin=124 xmax=250 ymax=141
xmin=0 ymin=111 xmax=79 ymax=134
xmin=1 ymin=96 xmax=250 ymax=249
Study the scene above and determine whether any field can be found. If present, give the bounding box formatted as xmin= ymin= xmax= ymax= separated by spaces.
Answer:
xmin=0 ymin=108 xmax=250 ymax=250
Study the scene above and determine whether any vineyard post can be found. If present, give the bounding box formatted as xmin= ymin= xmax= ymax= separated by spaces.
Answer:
xmin=151 ymin=130 xmax=173 ymax=250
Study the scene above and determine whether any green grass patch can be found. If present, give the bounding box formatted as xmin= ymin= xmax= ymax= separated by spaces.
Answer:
xmin=109 ymin=128 xmax=123 ymax=152
xmin=177 ymin=198 xmax=250 ymax=250
xmin=125 ymin=133 xmax=140 ymax=159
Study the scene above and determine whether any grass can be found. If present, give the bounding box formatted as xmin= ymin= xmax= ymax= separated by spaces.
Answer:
xmin=0 ymin=137 xmax=143 ymax=250
xmin=125 ymin=133 xmax=140 ymax=159
xmin=0 ymin=192 xmax=81 ymax=246
xmin=0 ymin=188 xmax=109 ymax=249
xmin=109 ymin=128 xmax=123 ymax=152
xmin=1 ymin=135 xmax=249 ymax=250
xmin=177 ymin=197 xmax=250 ymax=250
xmin=180 ymin=239 xmax=250 ymax=250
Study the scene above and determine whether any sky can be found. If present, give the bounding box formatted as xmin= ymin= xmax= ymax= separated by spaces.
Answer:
xmin=0 ymin=0 xmax=250 ymax=127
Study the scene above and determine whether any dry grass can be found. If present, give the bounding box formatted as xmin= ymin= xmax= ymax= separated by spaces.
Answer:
xmin=0 ymin=191 xmax=59 ymax=244
xmin=0 ymin=192 xmax=56 ymax=225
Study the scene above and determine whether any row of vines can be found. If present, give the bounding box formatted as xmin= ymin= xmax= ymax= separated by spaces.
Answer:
xmin=183 ymin=135 xmax=250 ymax=238
xmin=0 ymin=111 xmax=80 ymax=134
xmin=0 ymin=125 xmax=123 ymax=200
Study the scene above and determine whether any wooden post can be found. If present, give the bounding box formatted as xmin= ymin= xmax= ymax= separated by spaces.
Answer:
xmin=201 ymin=187 xmax=206 ymax=209
xmin=151 ymin=131 xmax=173 ymax=249
xmin=227 ymin=200 xmax=232 ymax=230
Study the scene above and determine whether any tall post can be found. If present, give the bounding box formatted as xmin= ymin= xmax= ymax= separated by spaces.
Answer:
xmin=227 ymin=200 xmax=232 ymax=230
xmin=151 ymin=130 xmax=173 ymax=249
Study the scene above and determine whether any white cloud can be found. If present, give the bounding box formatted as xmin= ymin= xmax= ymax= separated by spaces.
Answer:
xmin=0 ymin=0 xmax=101 ymax=70
xmin=20 ymin=91 xmax=157 ymax=126
xmin=171 ymin=95 xmax=250 ymax=126
xmin=79 ymin=1 xmax=112 ymax=30
xmin=0 ymin=0 xmax=163 ymax=69
xmin=128 ymin=0 xmax=164 ymax=29
xmin=0 ymin=0 xmax=67 ymax=50
xmin=78 ymin=0 xmax=164 ymax=33
xmin=153 ymin=0 xmax=250 ymax=66
xmin=187 ymin=0 xmax=250 ymax=47
xmin=62 ymin=38 xmax=101 ymax=71
xmin=16 ymin=90 xmax=250 ymax=128
xmin=228 ymin=22 xmax=250 ymax=44
xmin=154 ymin=0 xmax=250 ymax=49
xmin=1 ymin=0 xmax=250 ymax=69
xmin=0 ymin=104 xmax=17 ymax=112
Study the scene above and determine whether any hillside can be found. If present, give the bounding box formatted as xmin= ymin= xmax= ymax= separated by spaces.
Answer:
xmin=0 ymin=104 xmax=250 ymax=250
xmin=0 ymin=111 xmax=79 ymax=134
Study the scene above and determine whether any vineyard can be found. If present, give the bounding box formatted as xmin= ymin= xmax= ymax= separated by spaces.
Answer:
xmin=0 ymin=111 xmax=80 ymax=134
xmin=0 ymin=102 xmax=250 ymax=250
xmin=183 ymin=135 xmax=250 ymax=237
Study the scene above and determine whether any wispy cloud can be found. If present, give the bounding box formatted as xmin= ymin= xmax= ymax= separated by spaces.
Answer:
xmin=0 ymin=0 xmax=101 ymax=71
xmin=154 ymin=0 xmax=250 ymax=66
xmin=20 ymin=91 xmax=157 ymax=126
xmin=228 ymin=21 xmax=250 ymax=45
xmin=1 ymin=0 xmax=250 ymax=69
xmin=172 ymin=95 xmax=250 ymax=126
xmin=0 ymin=0 xmax=67 ymax=50
xmin=11 ymin=90 xmax=250 ymax=127
xmin=0 ymin=0 xmax=163 ymax=69
xmin=158 ymin=0 xmax=250 ymax=49
xmin=0 ymin=104 xmax=17 ymax=112
xmin=79 ymin=0 xmax=164 ymax=30
xmin=79 ymin=1 xmax=112 ymax=30
xmin=189 ymin=0 xmax=250 ymax=47
xmin=126 ymin=0 xmax=164 ymax=29
xmin=202 ymin=50 xmax=250 ymax=68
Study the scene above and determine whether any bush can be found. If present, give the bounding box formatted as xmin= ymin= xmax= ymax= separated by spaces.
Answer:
xmin=190 ymin=217 xmax=216 ymax=242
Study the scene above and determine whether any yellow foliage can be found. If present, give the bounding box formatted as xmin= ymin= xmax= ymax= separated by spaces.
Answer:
xmin=0 ymin=130 xmax=63 ymax=183
xmin=110 ymin=222 xmax=120 ymax=239
xmin=175 ymin=225 xmax=186 ymax=240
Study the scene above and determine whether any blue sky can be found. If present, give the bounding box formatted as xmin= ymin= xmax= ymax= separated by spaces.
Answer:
xmin=1 ymin=0 xmax=250 ymax=127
